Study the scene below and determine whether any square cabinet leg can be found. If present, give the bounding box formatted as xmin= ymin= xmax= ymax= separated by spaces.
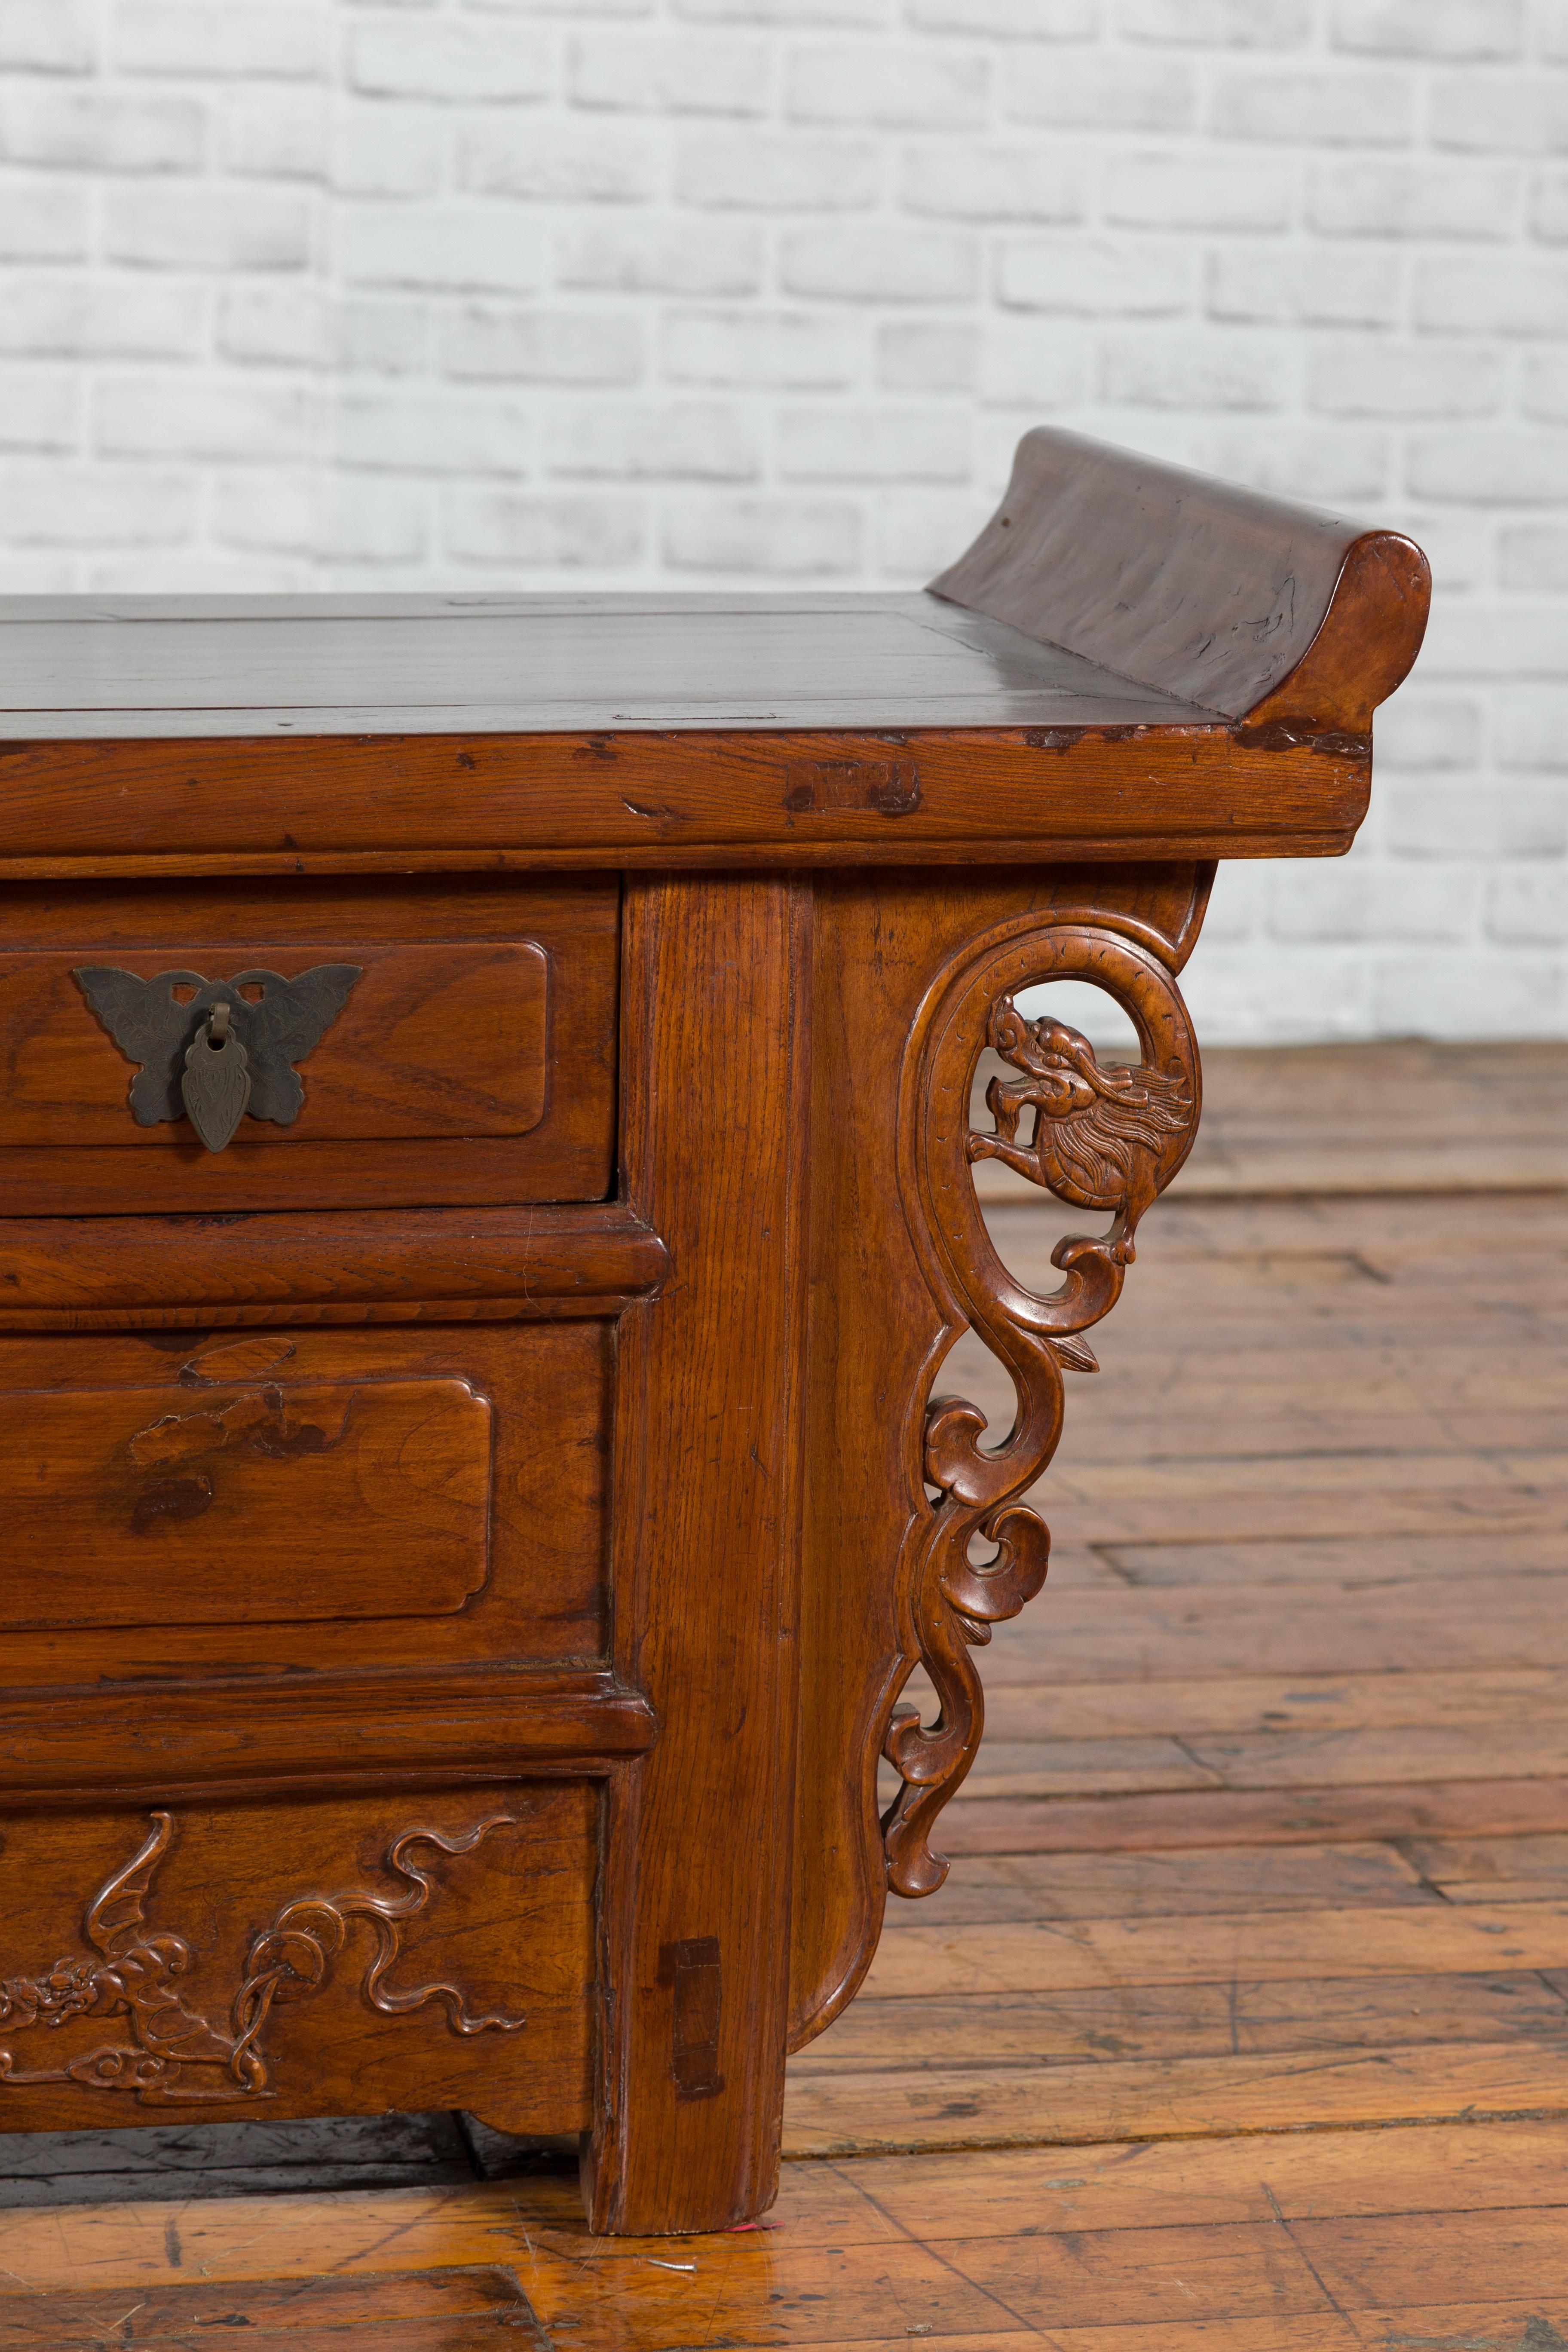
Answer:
xmin=584 ymin=876 xmax=811 ymax=2236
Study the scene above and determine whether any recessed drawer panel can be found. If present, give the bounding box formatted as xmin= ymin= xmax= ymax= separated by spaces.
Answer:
xmin=0 ymin=1321 xmax=609 ymax=1689
xmin=0 ymin=876 xmax=617 ymax=1213
xmin=5 ymin=1373 xmax=491 ymax=1632
xmin=3 ymin=940 xmax=549 ymax=1146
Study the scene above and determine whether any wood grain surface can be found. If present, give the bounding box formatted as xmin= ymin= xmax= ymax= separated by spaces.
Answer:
xmin=0 ymin=2267 xmax=538 ymax=2347
xmin=0 ymin=725 xmax=1369 ymax=876
xmin=1 ymin=459 xmax=1429 ymax=883
xmin=0 ymin=1200 xmax=666 ymax=1328
xmin=0 ymin=1786 xmax=596 ymax=2138
xmin=931 ymin=425 xmax=1431 ymax=733
xmin=0 ymin=1374 xmax=492 ymax=1630
xmin=586 ymin=874 xmax=812 ymax=2236
xmin=0 ymin=1678 xmax=655 ymax=1808
xmin=8 ymin=943 xmax=548 ymax=1143
xmin=0 ymin=1321 xmax=609 ymax=1699
xmin=0 ymin=591 xmax=1209 ymax=736
xmin=0 ymin=876 xmax=618 ymax=1213
xmin=0 ymin=441 xmax=1482 ymax=2278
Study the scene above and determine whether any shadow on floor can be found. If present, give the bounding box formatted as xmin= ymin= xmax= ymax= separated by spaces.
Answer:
xmin=0 ymin=2113 xmax=579 ymax=2207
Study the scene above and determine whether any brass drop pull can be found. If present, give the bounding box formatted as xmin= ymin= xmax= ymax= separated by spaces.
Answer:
xmin=73 ymin=962 xmax=363 ymax=1154
xmin=181 ymin=999 xmax=252 ymax=1154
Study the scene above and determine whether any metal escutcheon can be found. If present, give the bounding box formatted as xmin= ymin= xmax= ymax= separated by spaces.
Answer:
xmin=181 ymin=1001 xmax=252 ymax=1154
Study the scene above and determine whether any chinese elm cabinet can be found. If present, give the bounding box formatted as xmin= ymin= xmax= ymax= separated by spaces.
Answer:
xmin=0 ymin=431 xmax=1429 ymax=2235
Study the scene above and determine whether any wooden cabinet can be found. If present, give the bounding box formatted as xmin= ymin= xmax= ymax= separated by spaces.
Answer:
xmin=0 ymin=430 xmax=1429 ymax=2235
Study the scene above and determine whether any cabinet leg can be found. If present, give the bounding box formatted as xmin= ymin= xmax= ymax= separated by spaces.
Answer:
xmin=584 ymin=875 xmax=810 ymax=2236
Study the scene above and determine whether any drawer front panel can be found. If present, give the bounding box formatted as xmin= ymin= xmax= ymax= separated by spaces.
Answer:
xmin=0 ymin=1783 xmax=593 ymax=2135
xmin=5 ymin=1373 xmax=491 ymax=1631
xmin=0 ymin=1322 xmax=608 ymax=1688
xmin=5 ymin=940 xmax=548 ymax=1147
xmin=0 ymin=876 xmax=616 ymax=1213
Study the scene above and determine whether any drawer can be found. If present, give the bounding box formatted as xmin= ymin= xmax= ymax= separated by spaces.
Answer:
xmin=0 ymin=1322 xmax=609 ymax=1691
xmin=0 ymin=874 xmax=617 ymax=1213
xmin=8 ymin=1373 xmax=492 ymax=1628
xmin=0 ymin=1783 xmax=593 ymax=2135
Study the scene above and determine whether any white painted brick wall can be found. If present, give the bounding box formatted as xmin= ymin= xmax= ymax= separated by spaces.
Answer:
xmin=1 ymin=0 xmax=1565 ymax=1042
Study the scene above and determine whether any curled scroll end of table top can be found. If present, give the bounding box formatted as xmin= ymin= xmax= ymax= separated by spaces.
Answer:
xmin=882 ymin=919 xmax=1201 ymax=1901
xmin=929 ymin=424 xmax=1431 ymax=740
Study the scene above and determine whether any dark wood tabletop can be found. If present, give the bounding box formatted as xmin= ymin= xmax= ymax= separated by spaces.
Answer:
xmin=0 ymin=592 xmax=1212 ymax=739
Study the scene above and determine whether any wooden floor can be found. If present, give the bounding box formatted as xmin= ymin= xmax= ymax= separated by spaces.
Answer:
xmin=0 ymin=1042 xmax=1564 ymax=2347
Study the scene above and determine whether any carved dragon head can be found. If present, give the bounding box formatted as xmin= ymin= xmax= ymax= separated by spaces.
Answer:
xmin=983 ymin=1001 xmax=1194 ymax=1213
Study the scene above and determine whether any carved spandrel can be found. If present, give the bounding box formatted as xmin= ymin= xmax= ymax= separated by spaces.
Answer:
xmin=0 ymin=1810 xmax=527 ymax=2106
xmin=884 ymin=918 xmax=1201 ymax=1898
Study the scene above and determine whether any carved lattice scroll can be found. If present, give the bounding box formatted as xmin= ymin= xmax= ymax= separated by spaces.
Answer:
xmin=883 ymin=917 xmax=1201 ymax=1897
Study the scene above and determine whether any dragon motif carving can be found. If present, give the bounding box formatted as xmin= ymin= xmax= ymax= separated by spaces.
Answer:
xmin=883 ymin=918 xmax=1200 ymax=1898
xmin=972 ymin=1005 xmax=1195 ymax=1210
xmin=0 ymin=1810 xmax=526 ymax=2104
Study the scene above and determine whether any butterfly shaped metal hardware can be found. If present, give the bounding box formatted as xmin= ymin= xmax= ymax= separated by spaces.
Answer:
xmin=74 ymin=964 xmax=362 ymax=1155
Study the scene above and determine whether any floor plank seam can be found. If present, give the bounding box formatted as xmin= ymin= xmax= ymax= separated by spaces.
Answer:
xmin=785 ymin=2098 xmax=1568 ymax=2160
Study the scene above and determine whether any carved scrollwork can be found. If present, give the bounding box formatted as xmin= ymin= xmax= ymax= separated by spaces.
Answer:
xmin=0 ymin=1810 xmax=526 ymax=2105
xmin=883 ymin=919 xmax=1201 ymax=1898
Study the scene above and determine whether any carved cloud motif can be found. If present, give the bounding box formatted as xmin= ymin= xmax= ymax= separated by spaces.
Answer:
xmin=0 ymin=1810 xmax=527 ymax=2105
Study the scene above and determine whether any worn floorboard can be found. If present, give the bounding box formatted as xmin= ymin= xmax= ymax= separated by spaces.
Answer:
xmin=0 ymin=1042 xmax=1563 ymax=2344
